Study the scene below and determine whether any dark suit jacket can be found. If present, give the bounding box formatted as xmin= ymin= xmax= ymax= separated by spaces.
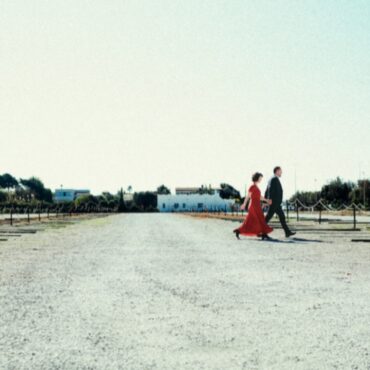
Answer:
xmin=265 ymin=176 xmax=283 ymax=206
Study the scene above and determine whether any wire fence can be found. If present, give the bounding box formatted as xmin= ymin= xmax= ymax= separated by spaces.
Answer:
xmin=0 ymin=209 xmax=77 ymax=226
xmin=283 ymin=198 xmax=368 ymax=230
xmin=0 ymin=207 xmax=113 ymax=226
xmin=289 ymin=198 xmax=365 ymax=212
xmin=1 ymin=199 xmax=369 ymax=230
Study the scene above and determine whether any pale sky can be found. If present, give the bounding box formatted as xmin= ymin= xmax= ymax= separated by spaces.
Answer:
xmin=1 ymin=0 xmax=369 ymax=197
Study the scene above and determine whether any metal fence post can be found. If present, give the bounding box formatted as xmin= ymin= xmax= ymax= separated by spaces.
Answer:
xmin=10 ymin=208 xmax=13 ymax=226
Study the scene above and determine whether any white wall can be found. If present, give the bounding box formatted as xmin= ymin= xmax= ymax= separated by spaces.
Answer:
xmin=158 ymin=193 xmax=234 ymax=212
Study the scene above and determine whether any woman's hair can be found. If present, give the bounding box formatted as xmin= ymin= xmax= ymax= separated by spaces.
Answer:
xmin=252 ymin=172 xmax=263 ymax=182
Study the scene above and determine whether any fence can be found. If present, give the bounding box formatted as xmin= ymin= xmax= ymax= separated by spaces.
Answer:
xmin=0 ymin=209 xmax=76 ymax=226
xmin=285 ymin=199 xmax=367 ymax=230
xmin=185 ymin=199 xmax=368 ymax=231
xmin=0 ymin=207 xmax=113 ymax=226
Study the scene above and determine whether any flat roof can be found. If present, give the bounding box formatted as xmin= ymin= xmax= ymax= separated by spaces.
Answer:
xmin=55 ymin=189 xmax=90 ymax=192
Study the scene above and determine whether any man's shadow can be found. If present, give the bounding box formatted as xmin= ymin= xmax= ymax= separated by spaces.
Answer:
xmin=291 ymin=237 xmax=324 ymax=243
xmin=257 ymin=237 xmax=325 ymax=244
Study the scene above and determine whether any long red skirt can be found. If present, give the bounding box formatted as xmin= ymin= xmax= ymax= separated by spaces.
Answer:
xmin=235 ymin=203 xmax=273 ymax=236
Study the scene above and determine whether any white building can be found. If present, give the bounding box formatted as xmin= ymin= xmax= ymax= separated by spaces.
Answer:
xmin=158 ymin=190 xmax=235 ymax=213
xmin=54 ymin=189 xmax=90 ymax=202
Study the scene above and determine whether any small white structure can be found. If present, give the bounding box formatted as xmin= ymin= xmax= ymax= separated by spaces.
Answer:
xmin=54 ymin=189 xmax=90 ymax=202
xmin=123 ymin=193 xmax=134 ymax=202
xmin=158 ymin=191 xmax=234 ymax=213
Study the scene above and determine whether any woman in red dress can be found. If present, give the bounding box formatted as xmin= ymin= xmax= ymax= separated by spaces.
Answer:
xmin=233 ymin=172 xmax=273 ymax=240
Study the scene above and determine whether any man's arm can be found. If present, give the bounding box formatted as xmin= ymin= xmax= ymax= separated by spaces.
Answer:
xmin=265 ymin=179 xmax=272 ymax=198
xmin=269 ymin=177 xmax=278 ymax=202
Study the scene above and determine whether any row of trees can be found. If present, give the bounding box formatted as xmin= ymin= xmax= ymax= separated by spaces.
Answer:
xmin=0 ymin=173 xmax=53 ymax=203
xmin=63 ymin=189 xmax=158 ymax=213
xmin=4 ymin=172 xmax=366 ymax=213
xmin=0 ymin=174 xmax=168 ymax=213
xmin=289 ymin=177 xmax=370 ymax=207
xmin=0 ymin=177 xmax=243 ymax=213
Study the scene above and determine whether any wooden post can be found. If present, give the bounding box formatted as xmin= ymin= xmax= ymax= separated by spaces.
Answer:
xmin=286 ymin=200 xmax=289 ymax=223
xmin=38 ymin=208 xmax=41 ymax=221
xmin=27 ymin=208 xmax=30 ymax=223
xmin=10 ymin=208 xmax=13 ymax=226
xmin=353 ymin=204 xmax=356 ymax=230
xmin=319 ymin=206 xmax=322 ymax=224
xmin=296 ymin=201 xmax=299 ymax=222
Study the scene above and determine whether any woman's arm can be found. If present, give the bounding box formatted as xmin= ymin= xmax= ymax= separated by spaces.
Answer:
xmin=240 ymin=192 xmax=251 ymax=210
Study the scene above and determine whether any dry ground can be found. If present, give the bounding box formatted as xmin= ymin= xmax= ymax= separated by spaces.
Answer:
xmin=0 ymin=214 xmax=369 ymax=369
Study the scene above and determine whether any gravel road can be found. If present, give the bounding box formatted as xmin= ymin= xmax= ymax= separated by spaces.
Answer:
xmin=1 ymin=214 xmax=369 ymax=370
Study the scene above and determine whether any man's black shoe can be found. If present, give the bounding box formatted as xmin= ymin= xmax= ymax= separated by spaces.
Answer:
xmin=285 ymin=231 xmax=296 ymax=238
xmin=261 ymin=234 xmax=272 ymax=240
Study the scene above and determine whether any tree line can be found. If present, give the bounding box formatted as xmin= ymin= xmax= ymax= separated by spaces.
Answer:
xmin=2 ymin=172 xmax=367 ymax=213
xmin=0 ymin=174 xmax=53 ymax=203
xmin=289 ymin=177 xmax=370 ymax=207
xmin=0 ymin=175 xmax=243 ymax=214
xmin=0 ymin=173 xmax=167 ymax=213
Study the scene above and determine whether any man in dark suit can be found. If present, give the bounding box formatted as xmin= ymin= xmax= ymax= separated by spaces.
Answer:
xmin=265 ymin=166 xmax=296 ymax=238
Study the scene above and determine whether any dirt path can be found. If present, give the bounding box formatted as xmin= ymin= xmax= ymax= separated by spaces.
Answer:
xmin=0 ymin=214 xmax=369 ymax=369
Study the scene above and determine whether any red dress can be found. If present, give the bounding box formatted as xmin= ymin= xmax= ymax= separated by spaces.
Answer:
xmin=235 ymin=184 xmax=273 ymax=236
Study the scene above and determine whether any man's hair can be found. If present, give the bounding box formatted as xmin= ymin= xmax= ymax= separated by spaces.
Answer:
xmin=273 ymin=166 xmax=281 ymax=174
xmin=252 ymin=172 xmax=263 ymax=182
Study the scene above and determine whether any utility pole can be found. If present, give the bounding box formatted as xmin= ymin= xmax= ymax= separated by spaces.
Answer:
xmin=294 ymin=168 xmax=297 ymax=195
xmin=361 ymin=172 xmax=366 ymax=206
xmin=363 ymin=177 xmax=366 ymax=207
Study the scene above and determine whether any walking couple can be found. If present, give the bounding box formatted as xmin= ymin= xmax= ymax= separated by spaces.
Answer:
xmin=233 ymin=166 xmax=296 ymax=240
